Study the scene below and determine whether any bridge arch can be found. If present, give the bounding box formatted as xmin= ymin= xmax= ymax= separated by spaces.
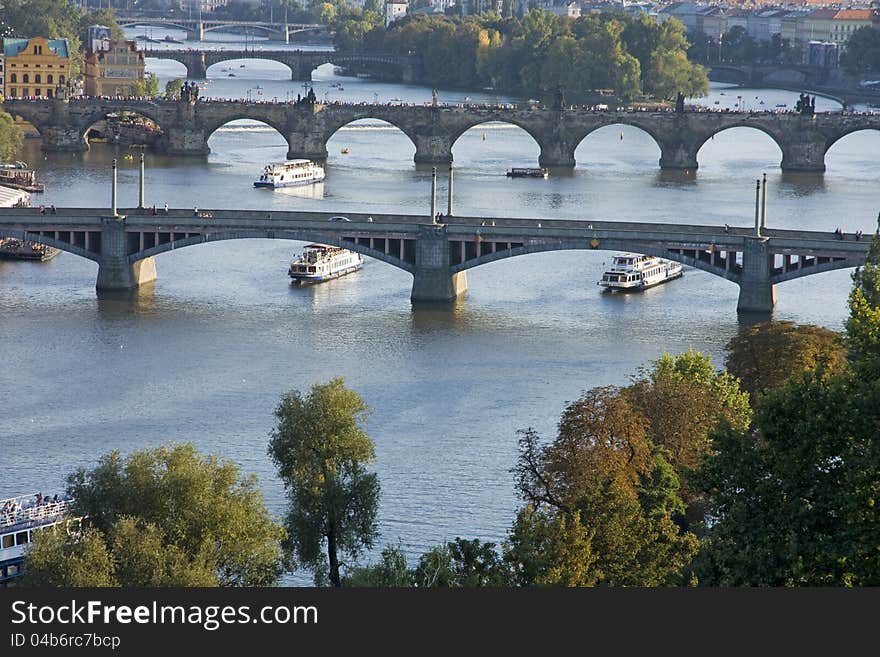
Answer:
xmin=79 ymin=108 xmax=165 ymax=147
xmin=323 ymin=115 xmax=418 ymax=160
xmin=205 ymin=57 xmax=293 ymax=80
xmin=824 ymin=127 xmax=880 ymax=163
xmin=448 ymin=118 xmax=543 ymax=159
xmin=203 ymin=115 xmax=292 ymax=156
xmin=130 ymin=230 xmax=416 ymax=273
xmin=120 ymin=20 xmax=192 ymax=33
xmin=0 ymin=229 xmax=99 ymax=262
xmin=450 ymin=238 xmax=741 ymax=285
xmin=771 ymin=257 xmax=864 ymax=284
xmin=695 ymin=124 xmax=785 ymax=169
xmin=573 ymin=123 xmax=663 ymax=169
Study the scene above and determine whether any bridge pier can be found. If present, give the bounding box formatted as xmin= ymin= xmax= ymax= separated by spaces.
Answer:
xmin=96 ymin=217 xmax=157 ymax=291
xmin=40 ymin=125 xmax=88 ymax=153
xmin=413 ymin=135 xmax=453 ymax=165
xmin=659 ymin=141 xmax=700 ymax=170
xmin=737 ymin=237 xmax=776 ymax=314
xmin=538 ymin=140 xmax=576 ymax=168
xmin=780 ymin=141 xmax=826 ymax=172
xmin=185 ymin=53 xmax=208 ymax=79
xmin=411 ymin=225 xmax=467 ymax=302
xmin=161 ymin=127 xmax=210 ymax=156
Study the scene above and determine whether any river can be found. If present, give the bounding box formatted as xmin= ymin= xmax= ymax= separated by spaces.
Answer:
xmin=2 ymin=28 xmax=878 ymax=584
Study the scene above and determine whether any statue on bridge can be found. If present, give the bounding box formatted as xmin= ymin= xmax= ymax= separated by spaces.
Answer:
xmin=553 ymin=86 xmax=565 ymax=110
xmin=180 ymin=81 xmax=199 ymax=104
xmin=795 ymin=92 xmax=815 ymax=116
xmin=675 ymin=91 xmax=685 ymax=113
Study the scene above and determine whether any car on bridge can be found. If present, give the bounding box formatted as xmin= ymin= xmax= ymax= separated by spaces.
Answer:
xmin=328 ymin=216 xmax=351 ymax=222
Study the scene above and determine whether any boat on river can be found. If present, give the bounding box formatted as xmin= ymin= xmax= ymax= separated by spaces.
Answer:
xmin=598 ymin=253 xmax=682 ymax=292
xmin=506 ymin=167 xmax=549 ymax=179
xmin=1 ymin=493 xmax=79 ymax=585
xmin=0 ymin=238 xmax=61 ymax=261
xmin=288 ymin=244 xmax=363 ymax=284
xmin=0 ymin=162 xmax=44 ymax=192
xmin=255 ymin=159 xmax=325 ymax=188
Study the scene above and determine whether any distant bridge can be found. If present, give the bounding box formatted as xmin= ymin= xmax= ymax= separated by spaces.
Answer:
xmin=0 ymin=207 xmax=870 ymax=313
xmin=119 ymin=17 xmax=324 ymax=43
xmin=144 ymin=48 xmax=418 ymax=81
xmin=7 ymin=97 xmax=880 ymax=171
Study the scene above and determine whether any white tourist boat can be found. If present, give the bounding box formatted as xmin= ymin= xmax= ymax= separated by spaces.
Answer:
xmin=254 ymin=159 xmax=325 ymax=188
xmin=1 ymin=493 xmax=79 ymax=585
xmin=598 ymin=253 xmax=683 ymax=291
xmin=288 ymin=244 xmax=364 ymax=284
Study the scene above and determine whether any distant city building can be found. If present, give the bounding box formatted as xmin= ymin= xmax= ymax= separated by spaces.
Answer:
xmin=87 ymin=25 xmax=113 ymax=54
xmin=542 ymin=1 xmax=582 ymax=18
xmin=3 ymin=37 xmax=71 ymax=99
xmin=804 ymin=40 xmax=838 ymax=68
xmin=0 ymin=49 xmax=5 ymax=98
xmin=386 ymin=0 xmax=408 ymax=25
xmin=82 ymin=40 xmax=146 ymax=97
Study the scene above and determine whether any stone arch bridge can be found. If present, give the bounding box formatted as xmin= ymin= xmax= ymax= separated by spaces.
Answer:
xmin=0 ymin=207 xmax=870 ymax=314
xmin=7 ymin=98 xmax=880 ymax=171
xmin=145 ymin=49 xmax=419 ymax=82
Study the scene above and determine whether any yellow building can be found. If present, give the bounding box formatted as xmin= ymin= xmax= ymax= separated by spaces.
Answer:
xmin=3 ymin=37 xmax=71 ymax=98
xmin=82 ymin=40 xmax=146 ymax=97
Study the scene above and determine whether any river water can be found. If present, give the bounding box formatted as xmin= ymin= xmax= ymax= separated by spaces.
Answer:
xmin=2 ymin=29 xmax=878 ymax=583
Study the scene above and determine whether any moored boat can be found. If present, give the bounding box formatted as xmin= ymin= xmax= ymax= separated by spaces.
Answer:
xmin=506 ymin=167 xmax=549 ymax=178
xmin=598 ymin=253 xmax=683 ymax=291
xmin=255 ymin=159 xmax=325 ymax=188
xmin=0 ymin=162 xmax=44 ymax=193
xmin=0 ymin=238 xmax=61 ymax=261
xmin=288 ymin=244 xmax=363 ymax=284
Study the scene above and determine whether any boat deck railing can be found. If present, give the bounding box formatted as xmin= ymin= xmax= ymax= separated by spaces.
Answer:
xmin=1 ymin=495 xmax=72 ymax=531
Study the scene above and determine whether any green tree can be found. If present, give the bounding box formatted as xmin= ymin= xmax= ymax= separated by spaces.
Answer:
xmin=626 ymin=350 xmax=751 ymax=505
xmin=131 ymin=73 xmax=160 ymax=98
xmin=511 ymin=388 xmax=698 ymax=586
xmin=165 ymin=78 xmax=185 ymax=99
xmin=845 ymin=220 xmax=880 ymax=377
xmin=54 ymin=443 xmax=286 ymax=587
xmin=412 ymin=538 xmax=508 ymax=587
xmin=724 ymin=321 xmax=846 ymax=404
xmin=0 ymin=110 xmax=24 ymax=163
xmin=343 ymin=543 xmax=414 ymax=586
xmin=24 ymin=526 xmax=117 ymax=587
xmin=695 ymin=236 xmax=880 ymax=586
xmin=840 ymin=26 xmax=880 ymax=75
xmin=269 ymin=377 xmax=380 ymax=587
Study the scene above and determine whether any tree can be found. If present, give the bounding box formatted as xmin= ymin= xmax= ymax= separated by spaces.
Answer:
xmin=414 ymin=538 xmax=509 ymax=587
xmin=24 ymin=526 xmax=117 ymax=587
xmin=269 ymin=377 xmax=380 ymax=587
xmin=841 ymin=26 xmax=880 ymax=75
xmin=694 ymin=237 xmax=880 ymax=586
xmin=626 ymin=351 xmax=751 ymax=505
xmin=131 ymin=72 xmax=160 ymax=98
xmin=165 ymin=78 xmax=184 ymax=99
xmin=845 ymin=219 xmax=880 ymax=377
xmin=0 ymin=110 xmax=24 ymax=163
xmin=511 ymin=388 xmax=698 ymax=586
xmin=40 ymin=443 xmax=287 ymax=587
xmin=724 ymin=321 xmax=846 ymax=404
xmin=343 ymin=543 xmax=414 ymax=586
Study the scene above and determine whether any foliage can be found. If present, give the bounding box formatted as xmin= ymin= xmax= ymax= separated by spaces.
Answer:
xmin=165 ymin=78 xmax=184 ymax=99
xmin=414 ymin=538 xmax=509 ymax=587
xmin=57 ymin=443 xmax=285 ymax=587
xmin=24 ymin=527 xmax=117 ymax=587
xmin=840 ymin=27 xmax=880 ymax=76
xmin=725 ymin=321 xmax=846 ymax=403
xmin=695 ymin=239 xmax=880 ymax=586
xmin=846 ymin=220 xmax=880 ymax=377
xmin=268 ymin=377 xmax=380 ymax=587
xmin=511 ymin=388 xmax=699 ymax=586
xmin=0 ymin=110 xmax=24 ymax=163
xmin=131 ymin=72 xmax=160 ymax=98
xmin=343 ymin=543 xmax=414 ymax=587
xmin=626 ymin=350 xmax=751 ymax=506
xmin=337 ymin=11 xmax=707 ymax=101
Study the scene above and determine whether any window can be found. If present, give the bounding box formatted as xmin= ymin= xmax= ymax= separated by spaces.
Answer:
xmin=35 ymin=74 xmax=41 ymax=84
xmin=22 ymin=74 xmax=29 ymax=83
xmin=22 ymin=88 xmax=29 ymax=96
xmin=10 ymin=73 xmax=16 ymax=83
xmin=10 ymin=88 xmax=16 ymax=97
xmin=15 ymin=531 xmax=28 ymax=545
xmin=46 ymin=88 xmax=52 ymax=98
xmin=47 ymin=74 xmax=53 ymax=84
xmin=1 ymin=534 xmax=13 ymax=549
xmin=59 ymin=75 xmax=65 ymax=84
xmin=33 ymin=46 xmax=38 ymax=55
